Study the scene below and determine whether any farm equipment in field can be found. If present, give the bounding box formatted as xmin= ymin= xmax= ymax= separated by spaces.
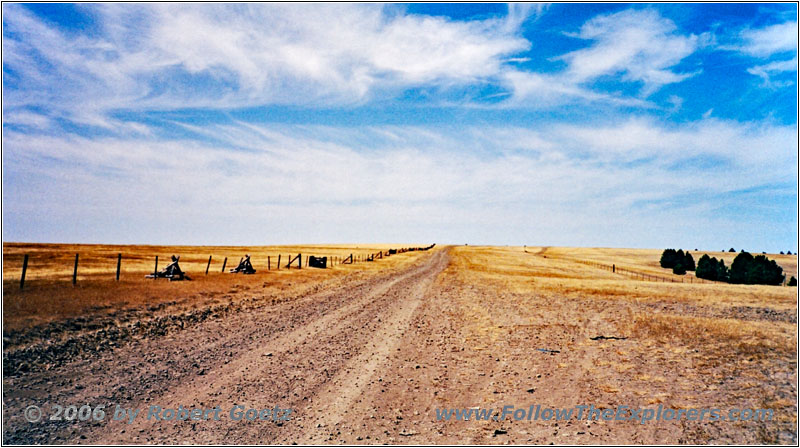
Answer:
xmin=229 ymin=254 xmax=256 ymax=274
xmin=146 ymin=255 xmax=191 ymax=281
xmin=308 ymin=256 xmax=327 ymax=269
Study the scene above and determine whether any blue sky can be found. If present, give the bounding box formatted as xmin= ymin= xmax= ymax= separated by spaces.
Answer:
xmin=2 ymin=3 xmax=797 ymax=251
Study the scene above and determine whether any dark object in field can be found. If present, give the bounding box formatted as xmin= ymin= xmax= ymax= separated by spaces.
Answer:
xmin=589 ymin=336 xmax=628 ymax=341
xmin=308 ymin=256 xmax=327 ymax=269
xmin=229 ymin=254 xmax=256 ymax=274
xmin=388 ymin=249 xmax=397 ymax=255
xmin=146 ymin=255 xmax=191 ymax=281
xmin=535 ymin=348 xmax=560 ymax=354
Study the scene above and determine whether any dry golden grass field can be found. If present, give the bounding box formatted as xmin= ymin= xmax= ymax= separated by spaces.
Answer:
xmin=2 ymin=243 xmax=797 ymax=444
xmin=2 ymin=243 xmax=421 ymax=331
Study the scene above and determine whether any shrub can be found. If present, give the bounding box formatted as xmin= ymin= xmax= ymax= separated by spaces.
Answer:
xmin=729 ymin=248 xmax=736 ymax=252
xmin=673 ymin=264 xmax=686 ymax=275
xmin=789 ymin=276 xmax=797 ymax=287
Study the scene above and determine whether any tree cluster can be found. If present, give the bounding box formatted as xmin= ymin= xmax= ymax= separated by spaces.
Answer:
xmin=728 ymin=252 xmax=785 ymax=285
xmin=659 ymin=249 xmax=695 ymax=275
xmin=695 ymin=255 xmax=729 ymax=282
xmin=695 ymin=251 xmax=785 ymax=285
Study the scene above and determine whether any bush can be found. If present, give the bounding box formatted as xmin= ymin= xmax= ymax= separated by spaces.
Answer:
xmin=672 ymin=264 xmax=686 ymax=275
xmin=789 ymin=276 xmax=797 ymax=287
xmin=729 ymin=248 xmax=736 ymax=252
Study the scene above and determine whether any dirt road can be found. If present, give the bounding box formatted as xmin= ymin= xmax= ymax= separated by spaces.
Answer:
xmin=3 ymin=246 xmax=795 ymax=444
xmin=4 ymin=248 xmax=451 ymax=444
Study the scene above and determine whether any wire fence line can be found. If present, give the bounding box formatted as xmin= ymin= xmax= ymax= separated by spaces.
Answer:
xmin=573 ymin=258 xmax=714 ymax=284
xmin=524 ymin=250 xmax=715 ymax=284
xmin=10 ymin=245 xmax=437 ymax=290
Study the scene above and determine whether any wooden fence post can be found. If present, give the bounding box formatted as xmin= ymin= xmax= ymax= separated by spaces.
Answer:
xmin=205 ymin=255 xmax=212 ymax=275
xmin=221 ymin=257 xmax=227 ymax=273
xmin=298 ymin=253 xmax=302 ymax=269
xmin=277 ymin=255 xmax=281 ymax=270
xmin=72 ymin=253 xmax=79 ymax=285
xmin=116 ymin=253 xmax=122 ymax=281
xmin=268 ymin=256 xmax=271 ymax=271
xmin=153 ymin=256 xmax=158 ymax=280
xmin=20 ymin=254 xmax=28 ymax=290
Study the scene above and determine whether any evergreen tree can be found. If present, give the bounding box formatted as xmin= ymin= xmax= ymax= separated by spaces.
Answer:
xmin=673 ymin=263 xmax=686 ymax=275
xmin=683 ymin=252 xmax=695 ymax=271
xmin=745 ymin=255 xmax=784 ymax=285
xmin=789 ymin=276 xmax=797 ymax=286
xmin=729 ymin=251 xmax=754 ymax=284
xmin=660 ymin=249 xmax=678 ymax=269
xmin=727 ymin=251 xmax=784 ymax=285
xmin=716 ymin=258 xmax=729 ymax=282
xmin=696 ymin=254 xmax=716 ymax=280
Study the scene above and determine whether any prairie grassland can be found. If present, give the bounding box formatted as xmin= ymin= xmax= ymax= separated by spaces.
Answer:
xmin=545 ymin=246 xmax=797 ymax=282
xmin=2 ymin=243 xmax=429 ymax=332
xmin=438 ymin=246 xmax=796 ymax=444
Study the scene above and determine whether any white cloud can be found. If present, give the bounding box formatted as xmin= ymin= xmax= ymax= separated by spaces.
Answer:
xmin=558 ymin=9 xmax=700 ymax=95
xmin=747 ymin=57 xmax=797 ymax=87
xmin=3 ymin=4 xmax=712 ymax=118
xmin=738 ymin=21 xmax=797 ymax=57
xmin=713 ymin=20 xmax=798 ymax=88
xmin=502 ymin=3 xmax=548 ymax=33
xmin=500 ymin=70 xmax=653 ymax=107
xmin=2 ymin=106 xmax=794 ymax=250
xmin=3 ymin=118 xmax=794 ymax=241
xmin=2 ymin=110 xmax=52 ymax=128
xmin=1 ymin=3 xmax=530 ymax=116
